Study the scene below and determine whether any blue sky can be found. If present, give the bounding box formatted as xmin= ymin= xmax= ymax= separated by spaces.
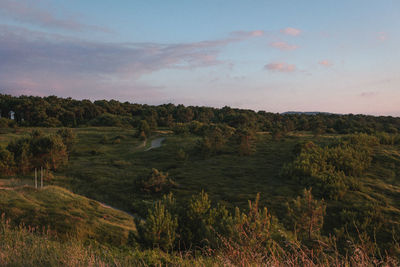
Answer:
xmin=0 ymin=0 xmax=399 ymax=115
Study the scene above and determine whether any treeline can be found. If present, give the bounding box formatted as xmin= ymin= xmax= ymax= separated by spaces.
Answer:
xmin=0 ymin=129 xmax=75 ymax=176
xmin=1 ymin=94 xmax=400 ymax=134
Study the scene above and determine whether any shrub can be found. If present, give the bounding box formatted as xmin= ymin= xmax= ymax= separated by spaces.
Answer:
xmin=0 ymin=118 xmax=16 ymax=128
xmin=0 ymin=147 xmax=15 ymax=176
xmin=172 ymin=123 xmax=189 ymax=136
xmin=137 ymin=120 xmax=151 ymax=138
xmin=56 ymin=128 xmax=76 ymax=152
xmin=141 ymin=169 xmax=176 ymax=193
xmin=281 ymin=135 xmax=374 ymax=199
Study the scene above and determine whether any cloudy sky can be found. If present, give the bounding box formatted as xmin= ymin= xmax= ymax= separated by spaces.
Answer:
xmin=0 ymin=0 xmax=399 ymax=115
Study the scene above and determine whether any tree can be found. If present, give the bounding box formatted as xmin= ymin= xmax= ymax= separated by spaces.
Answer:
xmin=56 ymin=128 xmax=76 ymax=152
xmin=183 ymin=190 xmax=213 ymax=246
xmin=0 ymin=147 xmax=15 ymax=176
xmin=234 ymin=128 xmax=255 ymax=156
xmin=138 ymin=197 xmax=178 ymax=251
xmin=287 ymin=188 xmax=326 ymax=242
xmin=30 ymin=135 xmax=68 ymax=170
xmin=7 ymin=138 xmax=31 ymax=174
xmin=7 ymin=132 xmax=68 ymax=174
xmin=137 ymin=120 xmax=151 ymax=138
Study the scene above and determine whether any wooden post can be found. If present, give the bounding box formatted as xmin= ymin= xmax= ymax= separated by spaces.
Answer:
xmin=41 ymin=167 xmax=43 ymax=189
xmin=35 ymin=168 xmax=37 ymax=189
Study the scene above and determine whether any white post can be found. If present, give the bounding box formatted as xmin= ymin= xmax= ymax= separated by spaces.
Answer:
xmin=35 ymin=168 xmax=37 ymax=189
xmin=41 ymin=167 xmax=43 ymax=189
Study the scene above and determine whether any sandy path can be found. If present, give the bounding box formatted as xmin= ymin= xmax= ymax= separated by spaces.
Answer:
xmin=144 ymin=137 xmax=165 ymax=151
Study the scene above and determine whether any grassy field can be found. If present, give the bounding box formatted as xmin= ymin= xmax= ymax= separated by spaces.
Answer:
xmin=1 ymin=127 xmax=400 ymax=240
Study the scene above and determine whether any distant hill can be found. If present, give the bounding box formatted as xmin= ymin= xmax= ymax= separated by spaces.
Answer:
xmin=282 ymin=111 xmax=339 ymax=115
xmin=0 ymin=185 xmax=137 ymax=246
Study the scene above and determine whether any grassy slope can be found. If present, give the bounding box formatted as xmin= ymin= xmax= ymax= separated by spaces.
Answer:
xmin=0 ymin=185 xmax=136 ymax=247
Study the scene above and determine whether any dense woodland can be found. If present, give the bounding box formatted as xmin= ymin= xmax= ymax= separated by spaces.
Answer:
xmin=1 ymin=94 xmax=400 ymax=134
xmin=0 ymin=94 xmax=400 ymax=266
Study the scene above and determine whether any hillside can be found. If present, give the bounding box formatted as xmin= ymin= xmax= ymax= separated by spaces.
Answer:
xmin=0 ymin=185 xmax=136 ymax=247
xmin=0 ymin=95 xmax=400 ymax=265
xmin=1 ymin=127 xmax=400 ymax=251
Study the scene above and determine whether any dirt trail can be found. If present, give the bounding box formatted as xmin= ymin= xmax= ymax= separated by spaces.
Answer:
xmin=99 ymin=202 xmax=141 ymax=220
xmin=144 ymin=137 xmax=165 ymax=151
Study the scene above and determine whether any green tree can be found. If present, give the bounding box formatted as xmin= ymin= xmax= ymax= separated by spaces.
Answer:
xmin=137 ymin=120 xmax=151 ymax=138
xmin=234 ymin=128 xmax=255 ymax=156
xmin=287 ymin=188 xmax=326 ymax=242
xmin=56 ymin=128 xmax=76 ymax=152
xmin=183 ymin=190 xmax=213 ymax=246
xmin=138 ymin=199 xmax=178 ymax=251
xmin=7 ymin=138 xmax=31 ymax=174
xmin=0 ymin=147 xmax=15 ymax=176
xmin=30 ymin=135 xmax=68 ymax=170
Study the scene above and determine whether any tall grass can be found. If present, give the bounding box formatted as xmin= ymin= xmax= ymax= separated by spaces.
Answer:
xmin=0 ymin=213 xmax=399 ymax=266
xmin=214 ymin=221 xmax=399 ymax=266
xmin=0 ymin=213 xmax=213 ymax=266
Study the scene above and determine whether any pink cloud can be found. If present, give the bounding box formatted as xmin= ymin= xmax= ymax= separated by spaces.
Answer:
xmin=319 ymin=60 xmax=333 ymax=67
xmin=230 ymin=30 xmax=264 ymax=39
xmin=281 ymin=27 xmax=302 ymax=36
xmin=250 ymin=30 xmax=264 ymax=37
xmin=0 ymin=0 xmax=111 ymax=32
xmin=0 ymin=25 xmax=268 ymax=101
xmin=264 ymin=62 xmax=296 ymax=72
xmin=377 ymin=32 xmax=387 ymax=41
xmin=0 ymin=25 xmax=259 ymax=79
xmin=270 ymin=41 xmax=298 ymax=51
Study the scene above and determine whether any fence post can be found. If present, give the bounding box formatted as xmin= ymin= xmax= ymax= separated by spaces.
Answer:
xmin=35 ymin=168 xmax=37 ymax=189
xmin=41 ymin=167 xmax=43 ymax=189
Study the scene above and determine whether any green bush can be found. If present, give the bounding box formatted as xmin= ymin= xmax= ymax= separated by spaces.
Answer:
xmin=137 ymin=196 xmax=178 ymax=251
xmin=140 ymin=169 xmax=176 ymax=193
xmin=281 ymin=134 xmax=374 ymax=199
xmin=56 ymin=128 xmax=76 ymax=152
xmin=0 ymin=147 xmax=15 ymax=176
xmin=286 ymin=188 xmax=326 ymax=244
xmin=0 ymin=118 xmax=16 ymax=128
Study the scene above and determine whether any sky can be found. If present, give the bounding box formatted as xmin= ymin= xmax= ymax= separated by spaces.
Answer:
xmin=0 ymin=0 xmax=399 ymax=116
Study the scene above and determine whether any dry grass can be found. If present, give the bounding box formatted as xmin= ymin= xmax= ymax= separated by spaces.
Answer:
xmin=0 ymin=212 xmax=398 ymax=266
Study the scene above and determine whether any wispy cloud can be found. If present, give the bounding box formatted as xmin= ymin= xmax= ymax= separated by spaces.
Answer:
xmin=360 ymin=91 xmax=377 ymax=97
xmin=0 ymin=25 xmax=263 ymax=100
xmin=0 ymin=0 xmax=110 ymax=32
xmin=281 ymin=27 xmax=301 ymax=36
xmin=230 ymin=30 xmax=265 ymax=39
xmin=264 ymin=62 xmax=296 ymax=72
xmin=270 ymin=41 xmax=298 ymax=51
xmin=318 ymin=60 xmax=333 ymax=67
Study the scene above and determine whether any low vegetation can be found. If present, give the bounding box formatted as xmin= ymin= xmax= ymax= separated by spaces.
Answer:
xmin=1 ymin=95 xmax=400 ymax=265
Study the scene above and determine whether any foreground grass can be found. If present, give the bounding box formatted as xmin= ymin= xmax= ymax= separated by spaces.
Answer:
xmin=0 ymin=214 xmax=398 ymax=267
xmin=0 ymin=216 xmax=205 ymax=266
